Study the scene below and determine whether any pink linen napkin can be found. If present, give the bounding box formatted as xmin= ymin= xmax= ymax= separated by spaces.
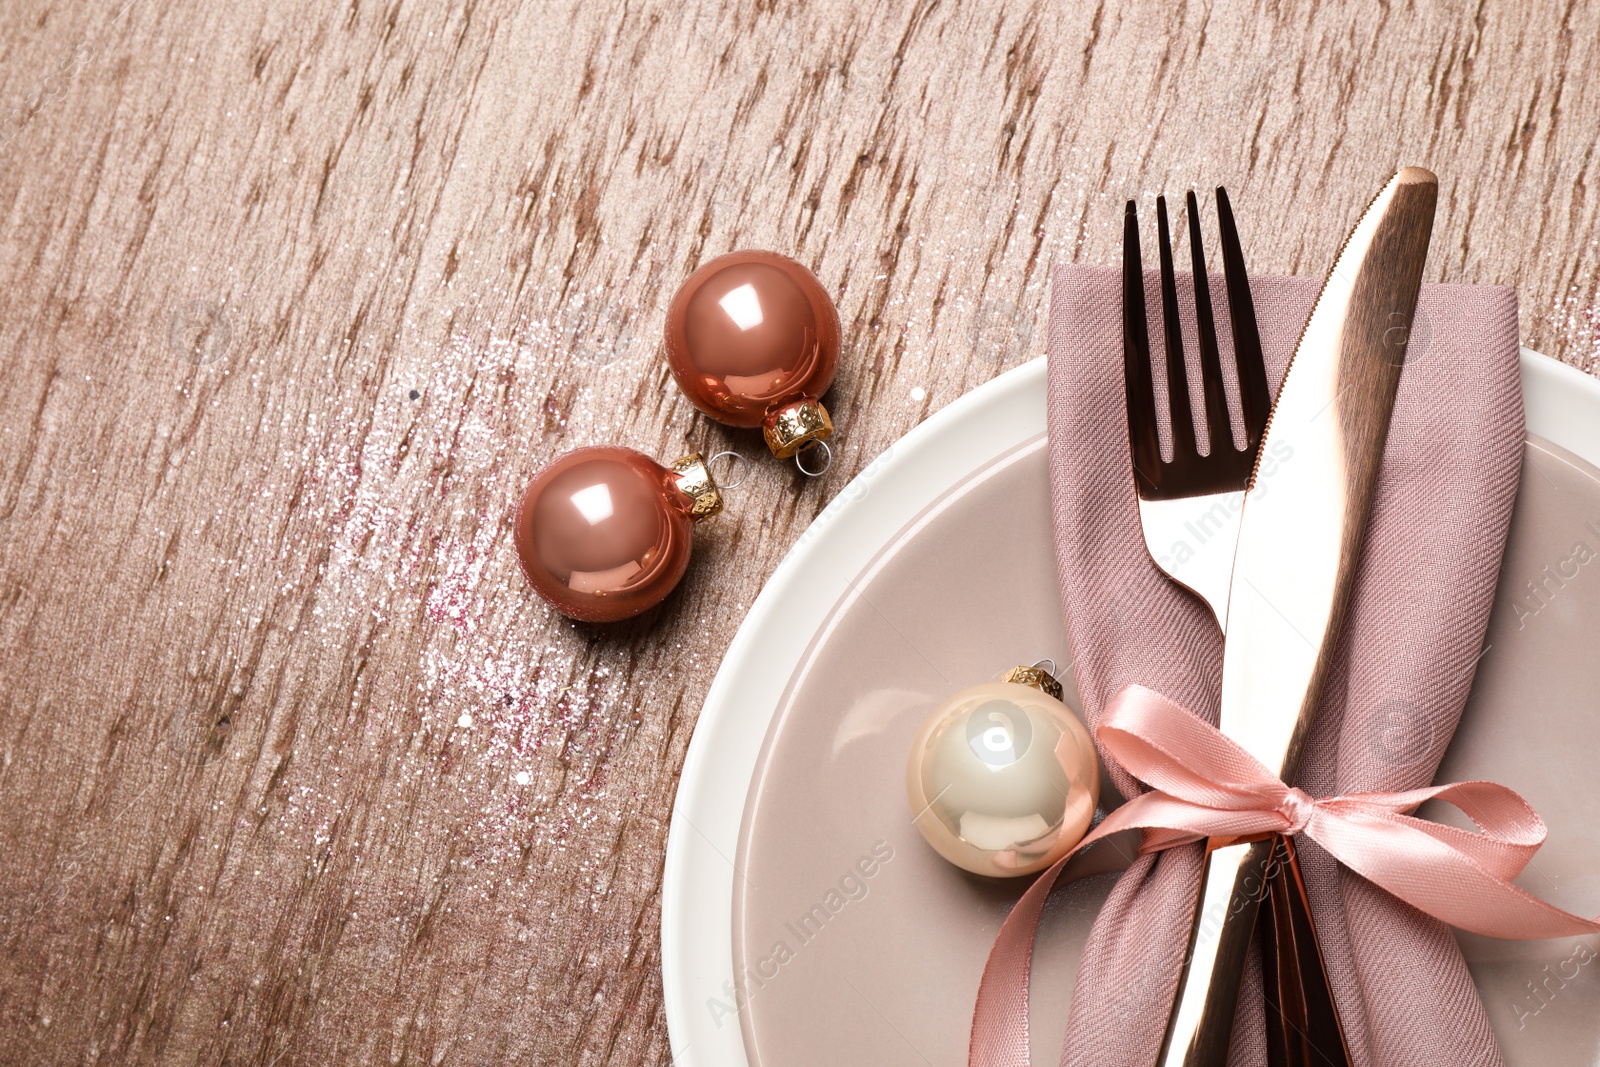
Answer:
xmin=1046 ymin=263 xmax=1525 ymax=1066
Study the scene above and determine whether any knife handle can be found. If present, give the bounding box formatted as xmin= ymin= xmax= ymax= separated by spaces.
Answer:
xmin=1156 ymin=837 xmax=1278 ymax=1066
xmin=1259 ymin=836 xmax=1353 ymax=1067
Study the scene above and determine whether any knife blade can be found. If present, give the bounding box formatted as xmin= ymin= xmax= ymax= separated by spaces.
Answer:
xmin=1157 ymin=167 xmax=1439 ymax=1066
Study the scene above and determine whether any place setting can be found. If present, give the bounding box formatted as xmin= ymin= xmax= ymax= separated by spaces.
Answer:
xmin=530 ymin=169 xmax=1600 ymax=1065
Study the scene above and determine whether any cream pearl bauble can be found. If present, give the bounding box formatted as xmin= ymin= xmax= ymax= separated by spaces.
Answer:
xmin=906 ymin=667 xmax=1100 ymax=878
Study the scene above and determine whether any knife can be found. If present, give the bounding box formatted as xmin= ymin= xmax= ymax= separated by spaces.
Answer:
xmin=1156 ymin=167 xmax=1439 ymax=1065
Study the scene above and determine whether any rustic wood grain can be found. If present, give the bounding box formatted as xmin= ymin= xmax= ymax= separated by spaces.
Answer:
xmin=1 ymin=0 xmax=1597 ymax=1063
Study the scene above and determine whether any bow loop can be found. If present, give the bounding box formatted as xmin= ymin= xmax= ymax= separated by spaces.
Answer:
xmin=1099 ymin=685 xmax=1297 ymax=810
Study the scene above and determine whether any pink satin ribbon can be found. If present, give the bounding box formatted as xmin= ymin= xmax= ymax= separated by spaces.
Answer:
xmin=969 ymin=683 xmax=1600 ymax=1067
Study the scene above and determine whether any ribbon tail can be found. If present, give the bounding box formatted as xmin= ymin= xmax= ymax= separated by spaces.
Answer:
xmin=968 ymin=821 xmax=1139 ymax=1067
xmin=1307 ymin=809 xmax=1600 ymax=939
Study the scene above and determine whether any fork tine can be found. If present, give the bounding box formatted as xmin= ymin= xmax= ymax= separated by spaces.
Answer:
xmin=1216 ymin=187 xmax=1271 ymax=448
xmin=1186 ymin=191 xmax=1235 ymax=457
xmin=1123 ymin=201 xmax=1161 ymax=492
xmin=1156 ymin=197 xmax=1197 ymax=460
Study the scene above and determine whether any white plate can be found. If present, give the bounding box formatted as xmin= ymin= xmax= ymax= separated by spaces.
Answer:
xmin=661 ymin=348 xmax=1600 ymax=1066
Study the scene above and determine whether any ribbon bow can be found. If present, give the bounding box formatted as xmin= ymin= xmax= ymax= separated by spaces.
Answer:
xmin=969 ymin=683 xmax=1599 ymax=1067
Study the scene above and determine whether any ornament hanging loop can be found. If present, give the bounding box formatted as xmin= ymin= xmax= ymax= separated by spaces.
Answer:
xmin=795 ymin=439 xmax=832 ymax=477
xmin=707 ymin=450 xmax=750 ymax=491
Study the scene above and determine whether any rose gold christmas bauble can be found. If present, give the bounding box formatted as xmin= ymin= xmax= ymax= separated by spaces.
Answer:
xmin=906 ymin=679 xmax=1099 ymax=877
xmin=514 ymin=447 xmax=717 ymax=623
xmin=664 ymin=250 xmax=841 ymax=458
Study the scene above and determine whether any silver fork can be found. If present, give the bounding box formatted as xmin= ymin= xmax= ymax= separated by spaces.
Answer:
xmin=1123 ymin=189 xmax=1353 ymax=1067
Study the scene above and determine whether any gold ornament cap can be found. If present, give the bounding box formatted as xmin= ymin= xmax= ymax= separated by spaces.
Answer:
xmin=762 ymin=398 xmax=834 ymax=459
xmin=669 ymin=453 xmax=724 ymax=520
xmin=1000 ymin=664 xmax=1064 ymax=701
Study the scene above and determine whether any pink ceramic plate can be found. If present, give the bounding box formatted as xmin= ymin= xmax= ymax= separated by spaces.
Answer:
xmin=662 ymin=351 xmax=1600 ymax=1067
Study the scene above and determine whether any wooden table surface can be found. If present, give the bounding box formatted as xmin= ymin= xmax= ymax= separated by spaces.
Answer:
xmin=2 ymin=0 xmax=1597 ymax=1063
